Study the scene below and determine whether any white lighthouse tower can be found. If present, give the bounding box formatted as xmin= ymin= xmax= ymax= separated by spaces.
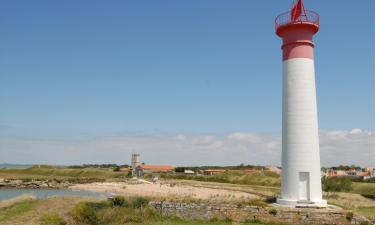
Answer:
xmin=275 ymin=0 xmax=327 ymax=207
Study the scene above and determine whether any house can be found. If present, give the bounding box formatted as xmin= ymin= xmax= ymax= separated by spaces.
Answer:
xmin=202 ymin=169 xmax=226 ymax=176
xmin=119 ymin=167 xmax=130 ymax=173
xmin=365 ymin=167 xmax=374 ymax=173
xmin=242 ymin=169 xmax=259 ymax=174
xmin=184 ymin=170 xmax=195 ymax=175
xmin=266 ymin=166 xmax=282 ymax=175
xmin=327 ymin=169 xmax=347 ymax=177
xmin=135 ymin=164 xmax=174 ymax=176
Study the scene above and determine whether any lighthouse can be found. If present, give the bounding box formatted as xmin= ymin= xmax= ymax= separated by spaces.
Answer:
xmin=275 ymin=0 xmax=327 ymax=207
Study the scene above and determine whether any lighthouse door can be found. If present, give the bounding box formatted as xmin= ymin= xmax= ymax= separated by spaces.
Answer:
xmin=299 ymin=172 xmax=310 ymax=201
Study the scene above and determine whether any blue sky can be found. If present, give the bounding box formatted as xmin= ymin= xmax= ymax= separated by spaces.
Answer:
xmin=0 ymin=1 xmax=374 ymax=165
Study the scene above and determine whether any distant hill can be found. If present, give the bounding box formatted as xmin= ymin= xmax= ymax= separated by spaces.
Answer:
xmin=0 ymin=164 xmax=33 ymax=169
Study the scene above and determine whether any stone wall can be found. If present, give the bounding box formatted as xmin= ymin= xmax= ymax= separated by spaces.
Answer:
xmin=149 ymin=201 xmax=373 ymax=225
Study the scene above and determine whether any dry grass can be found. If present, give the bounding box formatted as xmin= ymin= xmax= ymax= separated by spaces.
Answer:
xmin=0 ymin=196 xmax=100 ymax=225
xmin=0 ymin=194 xmax=36 ymax=209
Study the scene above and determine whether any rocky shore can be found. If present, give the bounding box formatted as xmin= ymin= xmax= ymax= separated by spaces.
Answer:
xmin=0 ymin=178 xmax=70 ymax=189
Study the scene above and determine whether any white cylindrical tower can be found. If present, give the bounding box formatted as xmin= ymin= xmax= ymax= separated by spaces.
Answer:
xmin=275 ymin=0 xmax=327 ymax=207
xmin=131 ymin=153 xmax=140 ymax=169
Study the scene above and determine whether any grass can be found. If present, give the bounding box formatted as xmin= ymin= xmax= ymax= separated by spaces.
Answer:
xmin=354 ymin=206 xmax=375 ymax=220
xmin=139 ymin=218 xmax=234 ymax=225
xmin=352 ymin=182 xmax=375 ymax=198
xmin=0 ymin=199 xmax=38 ymax=223
xmin=0 ymin=165 xmax=125 ymax=181
xmin=40 ymin=213 xmax=67 ymax=225
xmin=160 ymin=170 xmax=280 ymax=187
xmin=70 ymin=198 xmax=272 ymax=225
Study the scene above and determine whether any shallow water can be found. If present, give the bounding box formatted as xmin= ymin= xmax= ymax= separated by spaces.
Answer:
xmin=0 ymin=188 xmax=106 ymax=201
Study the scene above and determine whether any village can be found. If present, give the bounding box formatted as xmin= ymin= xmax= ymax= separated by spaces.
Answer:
xmin=118 ymin=154 xmax=375 ymax=181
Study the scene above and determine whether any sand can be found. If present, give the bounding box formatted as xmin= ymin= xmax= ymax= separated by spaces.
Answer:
xmin=70 ymin=180 xmax=258 ymax=201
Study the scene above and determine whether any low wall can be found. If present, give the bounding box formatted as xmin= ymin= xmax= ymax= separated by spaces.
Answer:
xmin=149 ymin=201 xmax=373 ymax=225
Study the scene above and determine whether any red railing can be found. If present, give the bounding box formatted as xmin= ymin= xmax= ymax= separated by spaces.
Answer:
xmin=275 ymin=10 xmax=319 ymax=30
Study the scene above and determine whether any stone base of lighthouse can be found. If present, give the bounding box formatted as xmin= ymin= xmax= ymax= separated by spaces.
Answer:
xmin=277 ymin=198 xmax=327 ymax=208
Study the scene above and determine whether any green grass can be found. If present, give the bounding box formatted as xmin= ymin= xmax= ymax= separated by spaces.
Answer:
xmin=352 ymin=182 xmax=375 ymax=198
xmin=70 ymin=198 xmax=272 ymax=225
xmin=139 ymin=218 xmax=233 ymax=225
xmin=40 ymin=213 xmax=67 ymax=225
xmin=0 ymin=165 xmax=124 ymax=181
xmin=161 ymin=170 xmax=280 ymax=187
xmin=0 ymin=199 xmax=39 ymax=223
xmin=354 ymin=206 xmax=375 ymax=219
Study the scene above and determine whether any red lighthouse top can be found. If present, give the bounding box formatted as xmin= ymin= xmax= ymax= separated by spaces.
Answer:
xmin=275 ymin=0 xmax=320 ymax=36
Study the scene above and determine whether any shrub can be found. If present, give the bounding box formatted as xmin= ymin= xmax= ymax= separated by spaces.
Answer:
xmin=223 ymin=217 xmax=233 ymax=222
xmin=322 ymin=177 xmax=353 ymax=193
xmin=132 ymin=197 xmax=149 ymax=209
xmin=345 ymin=212 xmax=354 ymax=221
xmin=71 ymin=202 xmax=98 ymax=225
xmin=268 ymin=208 xmax=277 ymax=216
xmin=96 ymin=207 xmax=143 ymax=224
xmin=86 ymin=201 xmax=109 ymax=210
xmin=247 ymin=199 xmax=268 ymax=208
xmin=110 ymin=196 xmax=128 ymax=207
xmin=40 ymin=213 xmax=66 ymax=225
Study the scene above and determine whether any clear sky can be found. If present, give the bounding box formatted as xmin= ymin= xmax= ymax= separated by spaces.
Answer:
xmin=0 ymin=1 xmax=374 ymax=166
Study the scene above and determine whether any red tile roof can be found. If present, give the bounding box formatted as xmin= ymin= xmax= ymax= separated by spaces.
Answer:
xmin=138 ymin=165 xmax=174 ymax=171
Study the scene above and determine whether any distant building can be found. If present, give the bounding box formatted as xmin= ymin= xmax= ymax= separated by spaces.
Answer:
xmin=365 ymin=167 xmax=374 ymax=173
xmin=119 ymin=167 xmax=130 ymax=173
xmin=266 ymin=166 xmax=281 ymax=175
xmin=131 ymin=154 xmax=141 ymax=169
xmin=202 ymin=169 xmax=226 ymax=176
xmin=327 ymin=169 xmax=347 ymax=177
xmin=184 ymin=170 xmax=195 ymax=175
xmin=135 ymin=164 xmax=174 ymax=176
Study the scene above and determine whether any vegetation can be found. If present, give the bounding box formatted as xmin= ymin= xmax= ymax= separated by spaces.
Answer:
xmin=345 ymin=212 xmax=354 ymax=221
xmin=322 ymin=177 xmax=353 ymax=193
xmin=69 ymin=197 xmax=269 ymax=225
xmin=40 ymin=213 xmax=67 ymax=225
xmin=67 ymin=164 xmax=128 ymax=169
xmin=352 ymin=182 xmax=375 ymax=198
xmin=3 ymin=196 xmax=273 ymax=225
xmin=174 ymin=164 xmax=266 ymax=173
xmin=268 ymin=208 xmax=278 ymax=216
xmin=0 ymin=199 xmax=38 ymax=223
xmin=132 ymin=197 xmax=149 ymax=209
xmin=110 ymin=196 xmax=129 ymax=207
xmin=161 ymin=170 xmax=280 ymax=187
xmin=0 ymin=165 xmax=126 ymax=181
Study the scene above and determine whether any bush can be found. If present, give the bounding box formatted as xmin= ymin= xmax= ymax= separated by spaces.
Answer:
xmin=96 ymin=207 xmax=143 ymax=224
xmin=71 ymin=202 xmax=98 ymax=225
xmin=132 ymin=197 xmax=149 ymax=209
xmin=268 ymin=208 xmax=277 ymax=216
xmin=110 ymin=196 xmax=128 ymax=207
xmin=247 ymin=199 xmax=268 ymax=208
xmin=322 ymin=177 xmax=352 ymax=193
xmin=40 ymin=213 xmax=66 ymax=225
xmin=345 ymin=212 xmax=354 ymax=221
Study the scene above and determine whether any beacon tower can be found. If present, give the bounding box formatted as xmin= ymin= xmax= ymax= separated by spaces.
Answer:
xmin=275 ymin=0 xmax=327 ymax=207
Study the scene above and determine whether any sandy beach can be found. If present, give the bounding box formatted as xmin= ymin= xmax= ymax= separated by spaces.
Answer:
xmin=70 ymin=181 xmax=258 ymax=201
